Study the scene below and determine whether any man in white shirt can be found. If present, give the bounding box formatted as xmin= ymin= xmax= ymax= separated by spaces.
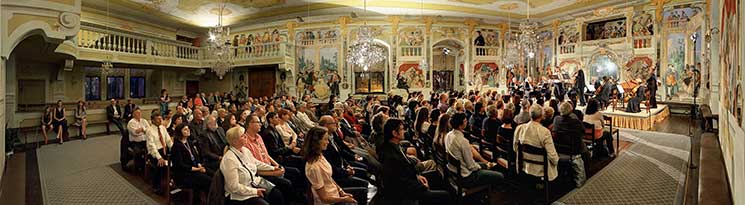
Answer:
xmin=444 ymin=113 xmax=504 ymax=189
xmin=513 ymin=104 xmax=559 ymax=181
xmin=127 ymin=108 xmax=150 ymax=172
xmin=146 ymin=110 xmax=173 ymax=194
xmin=295 ymin=102 xmax=316 ymax=127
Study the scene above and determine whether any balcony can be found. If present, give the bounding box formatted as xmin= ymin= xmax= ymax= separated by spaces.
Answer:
xmin=75 ymin=25 xmax=285 ymax=68
xmin=633 ymin=36 xmax=653 ymax=49
xmin=400 ymin=46 xmax=423 ymax=57
xmin=560 ymin=44 xmax=576 ymax=54
xmin=474 ymin=46 xmax=500 ymax=57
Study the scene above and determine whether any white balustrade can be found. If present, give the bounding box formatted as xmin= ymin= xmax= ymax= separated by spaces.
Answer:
xmin=633 ymin=36 xmax=653 ymax=49
xmin=560 ymin=44 xmax=576 ymax=54
xmin=400 ymin=46 xmax=422 ymax=57
xmin=474 ymin=46 xmax=500 ymax=56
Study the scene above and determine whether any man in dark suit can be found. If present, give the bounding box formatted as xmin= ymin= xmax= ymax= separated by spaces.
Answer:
xmin=575 ymin=69 xmax=586 ymax=106
xmin=599 ymin=76 xmax=613 ymax=109
xmin=319 ymin=115 xmax=369 ymax=189
xmin=378 ymin=119 xmax=451 ymax=204
xmin=123 ymin=99 xmax=137 ymax=122
xmin=552 ymin=102 xmax=589 ymax=187
xmin=261 ymin=112 xmax=303 ymax=169
xmin=188 ymin=108 xmax=206 ymax=143
xmin=107 ymin=99 xmax=128 ymax=171
xmin=198 ymin=116 xmax=226 ymax=171
xmin=647 ymin=67 xmax=658 ymax=108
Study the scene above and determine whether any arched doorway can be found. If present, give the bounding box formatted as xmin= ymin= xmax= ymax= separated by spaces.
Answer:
xmin=432 ymin=39 xmax=464 ymax=92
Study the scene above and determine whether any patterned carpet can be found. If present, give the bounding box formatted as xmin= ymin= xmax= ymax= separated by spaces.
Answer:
xmin=37 ymin=136 xmax=157 ymax=205
xmin=557 ymin=129 xmax=691 ymax=205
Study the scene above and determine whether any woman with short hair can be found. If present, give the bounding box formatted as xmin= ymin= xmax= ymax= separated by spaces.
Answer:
xmin=221 ymin=127 xmax=284 ymax=205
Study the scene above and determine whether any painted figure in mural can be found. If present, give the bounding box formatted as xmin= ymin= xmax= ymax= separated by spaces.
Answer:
xmin=408 ymin=67 xmax=425 ymax=88
xmin=396 ymin=73 xmax=410 ymax=92
xmin=314 ymin=74 xmax=331 ymax=99
xmin=665 ymin=64 xmax=677 ymax=100
xmin=235 ymin=74 xmax=248 ymax=101
xmin=328 ymin=70 xmax=341 ymax=97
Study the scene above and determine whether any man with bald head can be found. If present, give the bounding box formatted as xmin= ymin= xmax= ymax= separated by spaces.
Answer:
xmin=198 ymin=115 xmax=227 ymax=171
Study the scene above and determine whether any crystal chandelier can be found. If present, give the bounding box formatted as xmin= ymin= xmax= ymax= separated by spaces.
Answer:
xmin=517 ymin=0 xmax=540 ymax=59
xmin=101 ymin=57 xmax=114 ymax=75
xmin=346 ymin=0 xmax=385 ymax=72
xmin=100 ymin=0 xmax=115 ymax=75
xmin=502 ymin=12 xmax=520 ymax=68
xmin=207 ymin=0 xmax=233 ymax=79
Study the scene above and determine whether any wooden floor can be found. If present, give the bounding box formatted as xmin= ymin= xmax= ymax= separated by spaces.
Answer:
xmin=0 ymin=110 xmax=704 ymax=205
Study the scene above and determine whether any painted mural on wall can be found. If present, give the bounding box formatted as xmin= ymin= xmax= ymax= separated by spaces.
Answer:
xmin=232 ymin=29 xmax=282 ymax=53
xmin=397 ymin=63 xmax=426 ymax=89
xmin=632 ymin=11 xmax=654 ymax=36
xmin=663 ymin=7 xmax=699 ymax=26
xmin=398 ymin=27 xmax=424 ymax=46
xmin=625 ymin=56 xmax=654 ymax=81
xmin=473 ymin=29 xmax=499 ymax=46
xmin=473 ymin=63 xmax=499 ymax=87
xmin=719 ymin=0 xmax=742 ymax=126
xmin=295 ymin=28 xmax=341 ymax=101
xmin=558 ymin=25 xmax=579 ymax=45
xmin=584 ymin=18 xmax=627 ymax=41
xmin=665 ymin=33 xmax=689 ymax=100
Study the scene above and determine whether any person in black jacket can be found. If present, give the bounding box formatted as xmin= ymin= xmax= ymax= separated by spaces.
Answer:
xmin=123 ymin=99 xmax=137 ymax=122
xmin=378 ymin=118 xmax=451 ymax=204
xmin=261 ymin=112 xmax=303 ymax=169
xmin=107 ymin=99 xmax=130 ymax=171
xmin=198 ymin=116 xmax=227 ymax=171
xmin=171 ymin=124 xmax=212 ymax=201
xmin=319 ymin=115 xmax=369 ymax=190
xmin=552 ymin=102 xmax=588 ymax=187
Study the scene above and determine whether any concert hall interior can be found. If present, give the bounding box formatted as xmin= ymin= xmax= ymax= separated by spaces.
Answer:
xmin=1 ymin=0 xmax=743 ymax=204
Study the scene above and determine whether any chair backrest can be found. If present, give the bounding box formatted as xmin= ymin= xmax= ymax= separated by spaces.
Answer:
xmin=602 ymin=115 xmax=613 ymax=127
xmin=517 ymin=142 xmax=549 ymax=179
xmin=207 ymin=169 xmax=226 ymax=205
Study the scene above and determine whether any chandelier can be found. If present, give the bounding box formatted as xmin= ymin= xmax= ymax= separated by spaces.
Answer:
xmin=346 ymin=0 xmax=385 ymax=72
xmin=207 ymin=0 xmax=233 ymax=79
xmin=101 ymin=1 xmax=115 ymax=75
xmin=502 ymin=11 xmax=520 ymax=68
xmin=101 ymin=57 xmax=114 ymax=75
xmin=517 ymin=20 xmax=540 ymax=58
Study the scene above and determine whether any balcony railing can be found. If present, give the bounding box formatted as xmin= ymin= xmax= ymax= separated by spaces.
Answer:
xmin=474 ymin=46 xmax=500 ymax=57
xmin=560 ymin=44 xmax=576 ymax=54
xmin=665 ymin=19 xmax=688 ymax=29
xmin=400 ymin=46 xmax=423 ymax=57
xmin=633 ymin=36 xmax=653 ymax=49
xmin=77 ymin=26 xmax=284 ymax=66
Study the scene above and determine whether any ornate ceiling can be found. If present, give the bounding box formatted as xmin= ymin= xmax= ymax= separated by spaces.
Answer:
xmin=82 ymin=0 xmax=630 ymax=31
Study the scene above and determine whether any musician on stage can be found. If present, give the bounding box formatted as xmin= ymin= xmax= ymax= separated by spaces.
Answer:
xmin=575 ymin=69 xmax=586 ymax=106
xmin=646 ymin=67 xmax=658 ymax=108
xmin=598 ymin=76 xmax=613 ymax=109
xmin=625 ymin=79 xmax=647 ymax=113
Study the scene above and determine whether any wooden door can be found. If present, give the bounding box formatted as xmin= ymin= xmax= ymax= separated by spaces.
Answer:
xmin=248 ymin=69 xmax=276 ymax=98
xmin=186 ymin=80 xmax=199 ymax=97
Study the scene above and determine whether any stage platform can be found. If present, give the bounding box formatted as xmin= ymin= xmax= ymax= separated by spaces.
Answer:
xmin=578 ymin=104 xmax=670 ymax=130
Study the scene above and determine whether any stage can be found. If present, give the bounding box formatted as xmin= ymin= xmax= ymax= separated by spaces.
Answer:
xmin=578 ymin=104 xmax=670 ymax=130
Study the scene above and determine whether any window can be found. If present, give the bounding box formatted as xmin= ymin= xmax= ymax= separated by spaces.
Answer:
xmin=84 ymin=76 xmax=101 ymax=100
xmin=355 ymin=72 xmax=385 ymax=93
xmin=130 ymin=77 xmax=146 ymax=98
xmin=107 ymin=76 xmax=124 ymax=100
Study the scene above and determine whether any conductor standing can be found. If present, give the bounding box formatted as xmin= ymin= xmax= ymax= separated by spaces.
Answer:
xmin=646 ymin=67 xmax=658 ymax=108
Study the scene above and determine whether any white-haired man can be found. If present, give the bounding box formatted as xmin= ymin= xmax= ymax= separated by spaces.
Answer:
xmin=513 ymin=104 xmax=559 ymax=181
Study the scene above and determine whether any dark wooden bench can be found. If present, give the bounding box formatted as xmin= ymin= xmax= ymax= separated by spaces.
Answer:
xmin=698 ymin=133 xmax=733 ymax=204
xmin=700 ymin=105 xmax=715 ymax=132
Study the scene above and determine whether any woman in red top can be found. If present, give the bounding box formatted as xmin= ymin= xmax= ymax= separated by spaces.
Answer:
xmin=193 ymin=93 xmax=203 ymax=107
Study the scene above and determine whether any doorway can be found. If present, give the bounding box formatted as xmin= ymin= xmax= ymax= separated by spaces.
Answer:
xmin=186 ymin=81 xmax=199 ymax=97
xmin=248 ymin=67 xmax=276 ymax=98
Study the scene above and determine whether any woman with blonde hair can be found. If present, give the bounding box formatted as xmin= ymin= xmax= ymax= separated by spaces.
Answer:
xmin=220 ymin=127 xmax=285 ymax=205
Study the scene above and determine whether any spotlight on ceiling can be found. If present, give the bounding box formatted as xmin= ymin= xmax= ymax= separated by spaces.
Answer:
xmin=296 ymin=16 xmax=304 ymax=22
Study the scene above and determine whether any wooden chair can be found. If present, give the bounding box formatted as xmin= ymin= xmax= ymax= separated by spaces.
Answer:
xmin=445 ymin=153 xmax=491 ymax=205
xmin=582 ymin=122 xmax=600 ymax=157
xmin=602 ymin=116 xmax=619 ymax=155
xmin=517 ymin=142 xmax=551 ymax=204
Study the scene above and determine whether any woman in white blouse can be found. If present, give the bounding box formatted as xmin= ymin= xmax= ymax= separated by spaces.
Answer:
xmin=275 ymin=110 xmax=299 ymax=147
xmin=303 ymin=127 xmax=359 ymax=205
xmin=221 ymin=127 xmax=285 ymax=205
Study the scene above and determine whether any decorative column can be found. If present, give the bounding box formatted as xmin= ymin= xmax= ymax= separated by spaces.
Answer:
xmin=423 ymin=16 xmax=434 ymax=88
xmin=286 ymin=21 xmax=298 ymax=97
xmin=464 ymin=18 xmax=478 ymax=90
xmin=551 ymin=20 xmax=560 ymax=69
xmin=337 ymin=16 xmax=351 ymax=95
xmin=653 ymin=0 xmax=669 ymax=100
